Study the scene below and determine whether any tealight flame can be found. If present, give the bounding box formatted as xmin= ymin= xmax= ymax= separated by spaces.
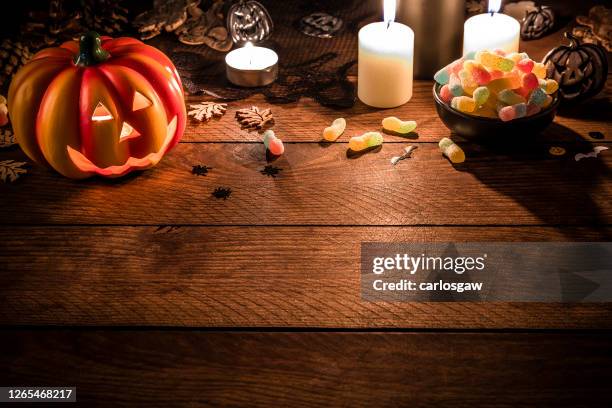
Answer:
xmin=383 ymin=0 xmax=396 ymax=26
xmin=488 ymin=0 xmax=501 ymax=13
xmin=245 ymin=41 xmax=254 ymax=48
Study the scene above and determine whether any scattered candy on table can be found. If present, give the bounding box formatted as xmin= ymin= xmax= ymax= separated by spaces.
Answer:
xmin=382 ymin=117 xmax=417 ymax=135
xmin=263 ymin=130 xmax=284 ymax=156
xmin=435 ymin=49 xmax=559 ymax=121
xmin=390 ymin=145 xmax=417 ymax=165
xmin=439 ymin=137 xmax=465 ymax=163
xmin=323 ymin=118 xmax=346 ymax=141
xmin=348 ymin=132 xmax=383 ymax=151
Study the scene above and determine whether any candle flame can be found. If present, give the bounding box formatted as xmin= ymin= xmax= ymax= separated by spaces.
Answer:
xmin=245 ymin=41 xmax=254 ymax=48
xmin=383 ymin=0 xmax=396 ymax=25
xmin=488 ymin=0 xmax=501 ymax=13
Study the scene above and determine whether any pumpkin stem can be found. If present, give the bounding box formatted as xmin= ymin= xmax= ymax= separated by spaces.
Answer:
xmin=564 ymin=31 xmax=580 ymax=49
xmin=74 ymin=32 xmax=109 ymax=66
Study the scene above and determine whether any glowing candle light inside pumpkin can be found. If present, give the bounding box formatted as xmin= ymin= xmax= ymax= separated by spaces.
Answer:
xmin=463 ymin=0 xmax=520 ymax=55
xmin=225 ymin=41 xmax=279 ymax=87
xmin=358 ymin=0 xmax=414 ymax=108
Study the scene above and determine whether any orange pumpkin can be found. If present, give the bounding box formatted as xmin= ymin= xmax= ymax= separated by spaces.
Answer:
xmin=8 ymin=32 xmax=186 ymax=179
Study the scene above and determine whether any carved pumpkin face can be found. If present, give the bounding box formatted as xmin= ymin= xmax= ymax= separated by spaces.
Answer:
xmin=8 ymin=32 xmax=186 ymax=179
xmin=543 ymin=32 xmax=608 ymax=102
xmin=521 ymin=6 xmax=555 ymax=40
xmin=227 ymin=0 xmax=273 ymax=43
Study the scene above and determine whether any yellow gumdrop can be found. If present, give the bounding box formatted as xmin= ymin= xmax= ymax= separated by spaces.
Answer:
xmin=323 ymin=118 xmax=346 ymax=141
xmin=533 ymin=62 xmax=546 ymax=79
xmin=382 ymin=117 xmax=417 ymax=134
xmin=439 ymin=137 xmax=465 ymax=164
xmin=348 ymin=132 xmax=383 ymax=151
xmin=451 ymin=96 xmax=476 ymax=113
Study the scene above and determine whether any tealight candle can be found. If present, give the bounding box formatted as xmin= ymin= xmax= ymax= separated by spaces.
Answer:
xmin=225 ymin=42 xmax=278 ymax=87
xmin=358 ymin=0 xmax=414 ymax=108
xmin=463 ymin=0 xmax=520 ymax=55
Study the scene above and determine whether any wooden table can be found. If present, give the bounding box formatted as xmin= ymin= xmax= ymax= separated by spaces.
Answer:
xmin=1 ymin=9 xmax=612 ymax=406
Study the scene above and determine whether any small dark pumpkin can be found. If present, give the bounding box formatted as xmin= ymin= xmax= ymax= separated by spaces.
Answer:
xmin=543 ymin=32 xmax=608 ymax=103
xmin=521 ymin=6 xmax=555 ymax=40
xmin=227 ymin=0 xmax=273 ymax=44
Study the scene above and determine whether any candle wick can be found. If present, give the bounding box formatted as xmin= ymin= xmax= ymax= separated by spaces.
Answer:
xmin=490 ymin=10 xmax=494 ymax=16
xmin=386 ymin=20 xmax=391 ymax=29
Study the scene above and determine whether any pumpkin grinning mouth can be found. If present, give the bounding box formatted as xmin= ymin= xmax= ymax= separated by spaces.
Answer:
xmin=66 ymin=116 xmax=177 ymax=177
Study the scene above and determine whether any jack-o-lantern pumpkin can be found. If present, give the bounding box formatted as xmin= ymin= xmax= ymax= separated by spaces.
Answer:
xmin=542 ymin=32 xmax=608 ymax=103
xmin=8 ymin=32 xmax=186 ymax=179
xmin=227 ymin=0 xmax=274 ymax=44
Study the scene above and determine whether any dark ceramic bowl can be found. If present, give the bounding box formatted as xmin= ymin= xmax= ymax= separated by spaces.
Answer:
xmin=433 ymin=83 xmax=560 ymax=140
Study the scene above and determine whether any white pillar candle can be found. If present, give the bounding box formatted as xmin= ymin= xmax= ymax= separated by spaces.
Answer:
xmin=463 ymin=0 xmax=520 ymax=55
xmin=358 ymin=0 xmax=414 ymax=108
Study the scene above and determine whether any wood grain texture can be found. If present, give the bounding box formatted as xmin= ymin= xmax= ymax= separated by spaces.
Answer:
xmin=1 ymin=226 xmax=611 ymax=328
xmin=1 ymin=142 xmax=610 ymax=225
xmin=182 ymin=78 xmax=611 ymax=143
xmin=1 ymin=330 xmax=611 ymax=407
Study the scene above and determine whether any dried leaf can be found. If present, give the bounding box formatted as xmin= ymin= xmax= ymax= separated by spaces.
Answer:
xmin=0 ymin=160 xmax=27 ymax=182
xmin=188 ymin=101 xmax=227 ymax=122
xmin=0 ymin=129 xmax=16 ymax=148
xmin=235 ymin=106 xmax=274 ymax=130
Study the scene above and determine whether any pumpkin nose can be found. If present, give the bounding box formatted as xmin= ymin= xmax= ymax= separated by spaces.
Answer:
xmin=119 ymin=121 xmax=141 ymax=142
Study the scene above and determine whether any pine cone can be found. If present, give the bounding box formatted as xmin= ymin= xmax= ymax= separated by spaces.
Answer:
xmin=22 ymin=0 xmax=82 ymax=50
xmin=0 ymin=40 xmax=33 ymax=90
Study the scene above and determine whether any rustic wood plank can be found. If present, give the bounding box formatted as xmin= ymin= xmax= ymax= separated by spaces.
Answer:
xmin=1 ymin=330 xmax=610 ymax=407
xmin=183 ymin=79 xmax=611 ymax=143
xmin=1 ymin=142 xmax=610 ymax=225
xmin=1 ymin=226 xmax=611 ymax=328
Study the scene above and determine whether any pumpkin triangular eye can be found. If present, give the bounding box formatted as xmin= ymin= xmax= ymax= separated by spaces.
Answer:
xmin=133 ymin=91 xmax=152 ymax=111
xmin=92 ymin=102 xmax=113 ymax=121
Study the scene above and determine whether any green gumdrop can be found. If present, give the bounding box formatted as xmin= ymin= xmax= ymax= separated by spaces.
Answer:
xmin=499 ymin=58 xmax=515 ymax=72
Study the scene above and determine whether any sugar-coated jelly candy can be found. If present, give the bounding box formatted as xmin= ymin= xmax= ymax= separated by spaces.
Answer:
xmin=526 ymin=103 xmax=541 ymax=116
xmin=472 ymin=105 xmax=498 ymax=118
xmin=522 ymin=73 xmax=539 ymax=91
xmin=451 ymin=96 xmax=476 ymax=113
xmin=541 ymin=79 xmax=559 ymax=94
xmin=528 ymin=87 xmax=547 ymax=107
xmin=476 ymin=51 xmax=514 ymax=72
xmin=382 ymin=117 xmax=417 ymax=134
xmin=464 ymin=61 xmax=491 ymax=85
xmin=498 ymin=89 xmax=526 ymax=105
xmin=349 ymin=132 xmax=383 ymax=151
xmin=458 ymin=70 xmax=477 ymax=94
xmin=498 ymin=103 xmax=527 ymax=122
xmin=508 ymin=52 xmax=528 ymax=63
xmin=493 ymin=49 xmax=506 ymax=56
xmin=487 ymin=76 xmax=521 ymax=94
xmin=532 ymin=62 xmax=546 ymax=79
xmin=323 ymin=118 xmax=346 ymax=141
xmin=542 ymin=94 xmax=553 ymax=108
xmin=434 ymin=57 xmax=466 ymax=85
xmin=489 ymin=70 xmax=504 ymax=80
xmin=439 ymin=84 xmax=453 ymax=103
xmin=449 ymin=73 xmax=463 ymax=96
xmin=472 ymin=86 xmax=490 ymax=106
xmin=516 ymin=58 xmax=535 ymax=73
xmin=439 ymin=137 xmax=465 ymax=163
xmin=263 ymin=130 xmax=284 ymax=155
